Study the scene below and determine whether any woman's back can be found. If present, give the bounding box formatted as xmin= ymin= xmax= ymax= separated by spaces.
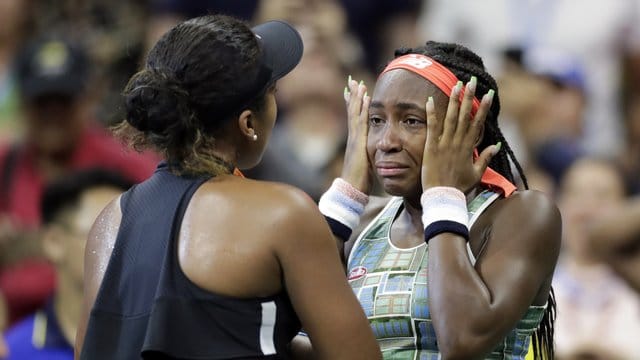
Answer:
xmin=80 ymin=164 xmax=302 ymax=359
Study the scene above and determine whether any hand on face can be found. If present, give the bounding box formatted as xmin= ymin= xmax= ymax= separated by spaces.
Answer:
xmin=341 ymin=76 xmax=373 ymax=194
xmin=422 ymin=77 xmax=499 ymax=192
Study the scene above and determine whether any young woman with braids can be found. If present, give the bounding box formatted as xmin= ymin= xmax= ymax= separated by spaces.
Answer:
xmin=299 ymin=41 xmax=561 ymax=359
xmin=74 ymin=14 xmax=381 ymax=359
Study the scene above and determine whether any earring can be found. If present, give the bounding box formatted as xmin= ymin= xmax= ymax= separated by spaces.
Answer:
xmin=252 ymin=134 xmax=258 ymax=141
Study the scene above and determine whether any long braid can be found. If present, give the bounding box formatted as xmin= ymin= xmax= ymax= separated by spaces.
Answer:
xmin=395 ymin=41 xmax=553 ymax=359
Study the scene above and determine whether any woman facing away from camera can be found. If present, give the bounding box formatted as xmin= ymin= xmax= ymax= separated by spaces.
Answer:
xmin=73 ymin=14 xmax=381 ymax=360
xmin=294 ymin=41 xmax=562 ymax=360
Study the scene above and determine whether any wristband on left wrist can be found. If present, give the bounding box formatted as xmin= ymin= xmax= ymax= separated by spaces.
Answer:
xmin=421 ymin=186 xmax=469 ymax=242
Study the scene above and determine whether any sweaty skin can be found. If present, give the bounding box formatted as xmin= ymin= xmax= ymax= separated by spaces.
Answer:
xmin=75 ymin=81 xmax=381 ymax=359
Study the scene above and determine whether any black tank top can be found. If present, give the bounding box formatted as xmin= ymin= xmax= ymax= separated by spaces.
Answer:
xmin=81 ymin=163 xmax=301 ymax=359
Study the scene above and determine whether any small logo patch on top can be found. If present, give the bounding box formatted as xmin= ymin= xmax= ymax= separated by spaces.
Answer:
xmin=398 ymin=54 xmax=432 ymax=69
xmin=348 ymin=266 xmax=367 ymax=281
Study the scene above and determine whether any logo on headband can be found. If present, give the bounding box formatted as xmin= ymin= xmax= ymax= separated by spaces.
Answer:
xmin=397 ymin=54 xmax=432 ymax=69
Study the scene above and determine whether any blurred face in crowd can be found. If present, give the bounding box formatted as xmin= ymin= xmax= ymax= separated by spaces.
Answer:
xmin=0 ymin=0 xmax=27 ymax=41
xmin=558 ymin=159 xmax=626 ymax=260
xmin=43 ymin=186 xmax=122 ymax=293
xmin=538 ymin=80 xmax=585 ymax=138
xmin=23 ymin=94 xmax=87 ymax=158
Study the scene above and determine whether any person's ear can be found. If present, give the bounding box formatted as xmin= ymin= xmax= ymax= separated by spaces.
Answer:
xmin=236 ymin=109 xmax=259 ymax=142
xmin=42 ymin=226 xmax=65 ymax=264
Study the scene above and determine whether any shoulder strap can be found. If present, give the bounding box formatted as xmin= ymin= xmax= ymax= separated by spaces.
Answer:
xmin=466 ymin=189 xmax=501 ymax=265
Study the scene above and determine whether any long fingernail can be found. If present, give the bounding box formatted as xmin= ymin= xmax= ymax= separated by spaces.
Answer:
xmin=348 ymin=74 xmax=352 ymax=84
xmin=491 ymin=141 xmax=502 ymax=156
xmin=427 ymin=96 xmax=434 ymax=112
xmin=364 ymin=91 xmax=368 ymax=97
xmin=451 ymin=81 xmax=463 ymax=96
xmin=468 ymin=76 xmax=477 ymax=93
xmin=487 ymin=89 xmax=495 ymax=100
xmin=344 ymin=86 xmax=349 ymax=96
xmin=359 ymin=80 xmax=364 ymax=86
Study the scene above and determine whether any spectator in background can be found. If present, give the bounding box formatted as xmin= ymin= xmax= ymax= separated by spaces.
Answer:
xmin=245 ymin=0 xmax=368 ymax=200
xmin=554 ymin=158 xmax=640 ymax=359
xmin=418 ymin=0 xmax=640 ymax=159
xmin=619 ymin=99 xmax=640 ymax=194
xmin=0 ymin=35 xmax=157 ymax=329
xmin=518 ymin=47 xmax=586 ymax=185
xmin=588 ymin=176 xmax=640 ymax=295
xmin=3 ymin=169 xmax=132 ymax=360
xmin=146 ymin=0 xmax=259 ymax=50
xmin=339 ymin=0 xmax=423 ymax=73
xmin=0 ymin=0 xmax=32 ymax=141
xmin=0 ymin=293 xmax=7 ymax=358
xmin=31 ymin=0 xmax=153 ymax=126
xmin=146 ymin=0 xmax=422 ymax=74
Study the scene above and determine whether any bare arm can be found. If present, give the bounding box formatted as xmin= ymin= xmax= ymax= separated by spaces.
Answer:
xmin=276 ymin=189 xmax=381 ymax=360
xmin=588 ymin=196 xmax=640 ymax=292
xmin=421 ymin=80 xmax=561 ymax=359
xmin=74 ymin=198 xmax=121 ymax=359
xmin=427 ymin=191 xmax=560 ymax=359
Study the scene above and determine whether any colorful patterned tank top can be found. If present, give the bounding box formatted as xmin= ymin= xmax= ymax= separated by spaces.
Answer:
xmin=347 ymin=190 xmax=546 ymax=360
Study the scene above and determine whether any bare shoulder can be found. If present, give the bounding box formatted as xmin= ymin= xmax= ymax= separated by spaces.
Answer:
xmin=243 ymin=178 xmax=321 ymax=218
xmin=78 ymin=195 xmax=123 ymax=355
xmin=196 ymin=177 xmax=325 ymax=230
xmin=497 ymin=190 xmax=560 ymax=228
xmin=489 ymin=189 xmax=561 ymax=259
xmin=86 ymin=196 xmax=122 ymax=282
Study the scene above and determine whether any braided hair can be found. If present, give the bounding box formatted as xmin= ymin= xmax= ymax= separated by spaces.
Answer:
xmin=394 ymin=41 xmax=555 ymax=359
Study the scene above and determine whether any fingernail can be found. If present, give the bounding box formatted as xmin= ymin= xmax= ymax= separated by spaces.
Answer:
xmin=348 ymin=75 xmax=352 ymax=84
xmin=487 ymin=89 xmax=495 ymax=100
xmin=344 ymin=86 xmax=348 ymax=96
xmin=491 ymin=142 xmax=502 ymax=156
xmin=468 ymin=76 xmax=477 ymax=93
xmin=359 ymin=80 xmax=364 ymax=86
xmin=427 ymin=96 xmax=434 ymax=112
xmin=364 ymin=91 xmax=368 ymax=97
xmin=451 ymin=81 xmax=463 ymax=96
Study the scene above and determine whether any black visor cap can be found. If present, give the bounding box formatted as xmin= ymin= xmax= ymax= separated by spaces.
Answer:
xmin=251 ymin=20 xmax=304 ymax=83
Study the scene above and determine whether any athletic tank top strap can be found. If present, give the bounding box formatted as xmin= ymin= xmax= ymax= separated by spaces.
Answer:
xmin=81 ymin=163 xmax=300 ymax=359
xmin=80 ymin=163 xmax=208 ymax=359
xmin=466 ymin=189 xmax=501 ymax=265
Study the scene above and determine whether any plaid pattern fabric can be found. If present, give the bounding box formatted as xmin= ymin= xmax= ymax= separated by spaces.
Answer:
xmin=347 ymin=191 xmax=546 ymax=360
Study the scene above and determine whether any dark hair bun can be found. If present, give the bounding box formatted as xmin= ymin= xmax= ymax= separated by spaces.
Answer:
xmin=123 ymin=69 xmax=193 ymax=133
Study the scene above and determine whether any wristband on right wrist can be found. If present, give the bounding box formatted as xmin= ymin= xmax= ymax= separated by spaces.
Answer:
xmin=318 ymin=178 xmax=369 ymax=240
xmin=421 ymin=186 xmax=470 ymax=242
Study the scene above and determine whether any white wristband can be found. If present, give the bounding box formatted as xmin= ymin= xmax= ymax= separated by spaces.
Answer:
xmin=318 ymin=178 xmax=369 ymax=231
xmin=421 ymin=187 xmax=469 ymax=241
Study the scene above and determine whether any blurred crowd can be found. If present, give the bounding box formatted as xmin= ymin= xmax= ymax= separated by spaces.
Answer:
xmin=0 ymin=0 xmax=640 ymax=359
